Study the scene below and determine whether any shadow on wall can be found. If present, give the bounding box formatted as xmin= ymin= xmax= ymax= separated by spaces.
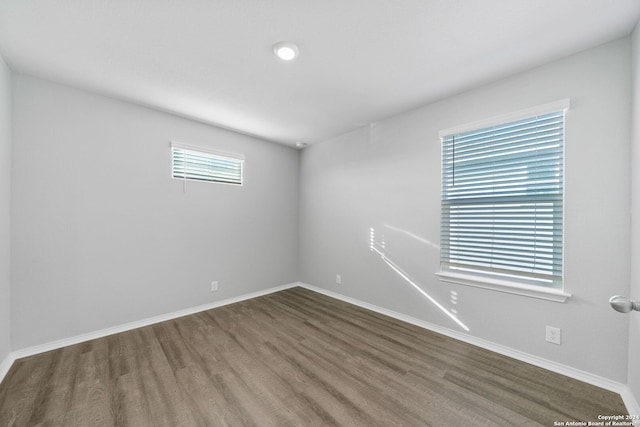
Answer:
xmin=369 ymin=226 xmax=469 ymax=332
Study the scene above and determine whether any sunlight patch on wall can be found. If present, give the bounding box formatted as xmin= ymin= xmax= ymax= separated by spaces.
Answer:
xmin=369 ymin=227 xmax=469 ymax=332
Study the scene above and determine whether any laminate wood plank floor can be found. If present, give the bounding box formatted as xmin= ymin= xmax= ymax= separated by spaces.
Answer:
xmin=0 ymin=287 xmax=628 ymax=426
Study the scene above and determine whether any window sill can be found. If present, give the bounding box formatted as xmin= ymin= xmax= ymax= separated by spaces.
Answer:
xmin=435 ymin=272 xmax=571 ymax=303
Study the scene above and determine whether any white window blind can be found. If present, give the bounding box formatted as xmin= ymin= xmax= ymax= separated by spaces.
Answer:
xmin=440 ymin=106 xmax=566 ymax=289
xmin=171 ymin=142 xmax=244 ymax=186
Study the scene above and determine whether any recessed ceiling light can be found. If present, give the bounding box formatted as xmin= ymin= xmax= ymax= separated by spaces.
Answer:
xmin=273 ymin=42 xmax=299 ymax=61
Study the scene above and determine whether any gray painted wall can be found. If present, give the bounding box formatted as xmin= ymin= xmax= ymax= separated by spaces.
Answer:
xmin=0 ymin=54 xmax=11 ymax=363
xmin=299 ymin=38 xmax=632 ymax=382
xmin=629 ymin=22 xmax=640 ymax=401
xmin=11 ymin=74 xmax=299 ymax=349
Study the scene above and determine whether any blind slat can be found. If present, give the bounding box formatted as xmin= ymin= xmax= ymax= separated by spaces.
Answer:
xmin=440 ymin=110 xmax=564 ymax=288
xmin=172 ymin=146 xmax=243 ymax=185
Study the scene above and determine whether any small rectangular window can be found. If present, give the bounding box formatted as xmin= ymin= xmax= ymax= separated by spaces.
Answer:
xmin=171 ymin=142 xmax=244 ymax=186
xmin=439 ymin=101 xmax=567 ymax=289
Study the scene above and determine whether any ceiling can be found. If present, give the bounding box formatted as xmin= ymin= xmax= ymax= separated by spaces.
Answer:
xmin=0 ymin=1 xmax=639 ymax=147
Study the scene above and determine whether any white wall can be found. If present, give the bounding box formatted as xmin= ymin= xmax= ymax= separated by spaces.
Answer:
xmin=299 ymin=38 xmax=632 ymax=382
xmin=629 ymin=21 xmax=640 ymax=401
xmin=0 ymin=54 xmax=11 ymax=362
xmin=11 ymin=74 xmax=299 ymax=349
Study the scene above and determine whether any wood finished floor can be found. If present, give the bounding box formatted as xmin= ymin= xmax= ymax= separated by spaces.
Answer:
xmin=0 ymin=287 xmax=628 ymax=426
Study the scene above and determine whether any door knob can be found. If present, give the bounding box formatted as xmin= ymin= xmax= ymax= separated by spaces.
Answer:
xmin=609 ymin=295 xmax=640 ymax=313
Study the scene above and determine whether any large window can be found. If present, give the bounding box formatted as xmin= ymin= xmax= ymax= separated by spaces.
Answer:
xmin=438 ymin=101 xmax=568 ymax=296
xmin=171 ymin=142 xmax=244 ymax=186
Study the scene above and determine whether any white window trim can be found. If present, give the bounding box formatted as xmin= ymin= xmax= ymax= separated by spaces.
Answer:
xmin=437 ymin=99 xmax=572 ymax=303
xmin=436 ymin=271 xmax=571 ymax=303
xmin=170 ymin=141 xmax=245 ymax=189
xmin=439 ymin=98 xmax=571 ymax=138
xmin=171 ymin=141 xmax=245 ymax=161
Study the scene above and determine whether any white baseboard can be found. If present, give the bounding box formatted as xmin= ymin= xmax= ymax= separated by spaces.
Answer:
xmin=9 ymin=282 xmax=299 ymax=362
xmin=297 ymin=282 xmax=640 ymax=415
xmin=620 ymin=386 xmax=640 ymax=425
xmin=0 ymin=352 xmax=15 ymax=386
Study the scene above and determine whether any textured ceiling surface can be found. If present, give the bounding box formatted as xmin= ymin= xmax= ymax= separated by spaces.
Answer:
xmin=1 ymin=1 xmax=639 ymax=146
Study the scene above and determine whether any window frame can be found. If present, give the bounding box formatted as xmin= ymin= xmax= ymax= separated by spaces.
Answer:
xmin=171 ymin=141 xmax=245 ymax=187
xmin=436 ymin=100 xmax=572 ymax=303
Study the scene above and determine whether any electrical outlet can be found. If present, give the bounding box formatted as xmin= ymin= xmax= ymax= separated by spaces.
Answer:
xmin=211 ymin=281 xmax=218 ymax=292
xmin=546 ymin=326 xmax=561 ymax=345
xmin=336 ymin=274 xmax=342 ymax=285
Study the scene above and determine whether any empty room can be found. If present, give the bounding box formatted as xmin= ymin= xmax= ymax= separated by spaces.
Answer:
xmin=1 ymin=1 xmax=640 ymax=425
